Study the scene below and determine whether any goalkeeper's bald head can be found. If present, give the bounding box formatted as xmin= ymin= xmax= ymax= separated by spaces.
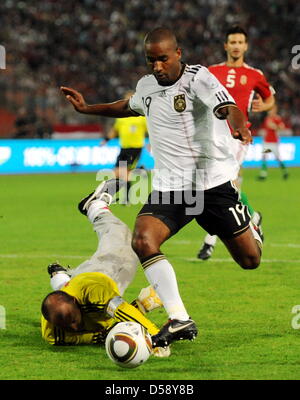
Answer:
xmin=41 ymin=291 xmax=83 ymax=332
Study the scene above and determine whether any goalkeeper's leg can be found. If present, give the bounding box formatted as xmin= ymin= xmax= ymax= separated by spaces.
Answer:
xmin=71 ymin=194 xmax=139 ymax=295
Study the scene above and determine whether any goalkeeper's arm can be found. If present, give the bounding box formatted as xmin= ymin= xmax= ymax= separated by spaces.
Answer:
xmin=106 ymin=296 xmax=159 ymax=336
xmin=41 ymin=316 xmax=107 ymax=345
xmin=132 ymin=286 xmax=163 ymax=314
xmin=106 ymin=296 xmax=171 ymax=358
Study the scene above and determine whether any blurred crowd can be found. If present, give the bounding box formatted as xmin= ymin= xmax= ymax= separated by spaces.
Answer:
xmin=0 ymin=0 xmax=299 ymax=137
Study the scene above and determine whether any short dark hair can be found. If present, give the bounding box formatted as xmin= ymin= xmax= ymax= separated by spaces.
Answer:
xmin=225 ymin=25 xmax=248 ymax=42
xmin=144 ymin=27 xmax=178 ymax=49
xmin=41 ymin=290 xmax=74 ymax=321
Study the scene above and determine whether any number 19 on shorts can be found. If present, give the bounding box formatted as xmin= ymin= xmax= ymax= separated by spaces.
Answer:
xmin=229 ymin=204 xmax=247 ymax=226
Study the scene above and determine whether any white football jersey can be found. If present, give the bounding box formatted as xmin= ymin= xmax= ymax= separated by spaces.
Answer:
xmin=129 ymin=64 xmax=240 ymax=191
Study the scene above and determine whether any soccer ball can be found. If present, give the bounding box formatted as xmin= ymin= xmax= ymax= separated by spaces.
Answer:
xmin=105 ymin=321 xmax=152 ymax=368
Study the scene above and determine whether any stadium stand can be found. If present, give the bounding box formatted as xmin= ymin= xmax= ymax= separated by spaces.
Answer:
xmin=0 ymin=0 xmax=299 ymax=137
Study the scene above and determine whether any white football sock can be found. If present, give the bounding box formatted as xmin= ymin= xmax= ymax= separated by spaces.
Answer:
xmin=251 ymin=211 xmax=260 ymax=226
xmin=144 ymin=259 xmax=189 ymax=321
xmin=249 ymin=221 xmax=262 ymax=245
xmin=204 ymin=233 xmax=217 ymax=246
xmin=50 ymin=272 xmax=71 ymax=290
xmin=87 ymin=199 xmax=111 ymax=223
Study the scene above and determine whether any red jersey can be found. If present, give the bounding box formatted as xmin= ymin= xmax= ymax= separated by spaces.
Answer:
xmin=262 ymin=115 xmax=285 ymax=143
xmin=208 ymin=63 xmax=273 ymax=119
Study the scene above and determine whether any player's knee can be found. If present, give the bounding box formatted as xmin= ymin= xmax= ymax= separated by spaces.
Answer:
xmin=132 ymin=232 xmax=156 ymax=258
xmin=239 ymin=254 xmax=261 ymax=270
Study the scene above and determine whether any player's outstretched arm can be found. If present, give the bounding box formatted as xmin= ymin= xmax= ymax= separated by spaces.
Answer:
xmin=60 ymin=86 xmax=135 ymax=118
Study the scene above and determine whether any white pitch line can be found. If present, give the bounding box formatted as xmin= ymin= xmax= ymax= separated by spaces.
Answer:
xmin=173 ymin=240 xmax=300 ymax=248
xmin=1 ymin=252 xmax=300 ymax=264
xmin=270 ymin=243 xmax=300 ymax=248
xmin=0 ymin=254 xmax=88 ymax=259
xmin=182 ymin=257 xmax=300 ymax=263
xmin=171 ymin=240 xmax=194 ymax=244
xmin=1 ymin=243 xmax=298 ymax=259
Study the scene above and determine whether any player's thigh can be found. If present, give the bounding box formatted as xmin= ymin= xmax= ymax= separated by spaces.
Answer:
xmin=115 ymin=166 xmax=128 ymax=180
xmin=132 ymin=191 xmax=193 ymax=256
xmin=116 ymin=148 xmax=141 ymax=170
xmin=128 ymin=148 xmax=142 ymax=170
xmin=271 ymin=144 xmax=281 ymax=160
xmin=221 ymin=227 xmax=261 ymax=269
xmin=115 ymin=148 xmax=130 ymax=170
xmin=196 ymin=181 xmax=251 ymax=239
xmin=132 ymin=215 xmax=171 ymax=256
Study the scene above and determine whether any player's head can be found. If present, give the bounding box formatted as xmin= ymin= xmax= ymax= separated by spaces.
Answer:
xmin=144 ymin=27 xmax=182 ymax=86
xmin=41 ymin=291 xmax=83 ymax=332
xmin=224 ymin=25 xmax=248 ymax=61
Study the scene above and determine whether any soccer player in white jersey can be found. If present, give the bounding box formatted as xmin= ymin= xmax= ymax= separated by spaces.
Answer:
xmin=61 ymin=27 xmax=262 ymax=349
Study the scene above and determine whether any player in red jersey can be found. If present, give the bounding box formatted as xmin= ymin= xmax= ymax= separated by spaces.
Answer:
xmin=197 ymin=25 xmax=275 ymax=260
xmin=258 ymin=104 xmax=288 ymax=180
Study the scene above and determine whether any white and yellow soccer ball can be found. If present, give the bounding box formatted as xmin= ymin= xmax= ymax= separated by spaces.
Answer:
xmin=105 ymin=321 xmax=152 ymax=368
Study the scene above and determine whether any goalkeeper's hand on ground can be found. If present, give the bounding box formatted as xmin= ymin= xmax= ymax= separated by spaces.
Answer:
xmin=136 ymin=286 xmax=163 ymax=314
xmin=152 ymin=345 xmax=171 ymax=357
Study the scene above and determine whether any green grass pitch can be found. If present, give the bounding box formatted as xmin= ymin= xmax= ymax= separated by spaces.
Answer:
xmin=1 ymin=167 xmax=300 ymax=380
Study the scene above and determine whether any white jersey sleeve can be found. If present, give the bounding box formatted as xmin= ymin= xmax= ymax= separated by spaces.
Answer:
xmin=191 ymin=67 xmax=236 ymax=119
xmin=128 ymin=81 xmax=146 ymax=116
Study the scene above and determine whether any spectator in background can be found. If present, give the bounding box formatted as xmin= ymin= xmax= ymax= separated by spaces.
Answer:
xmin=35 ymin=115 xmax=53 ymax=139
xmin=12 ymin=107 xmax=53 ymax=139
xmin=13 ymin=107 xmax=36 ymax=139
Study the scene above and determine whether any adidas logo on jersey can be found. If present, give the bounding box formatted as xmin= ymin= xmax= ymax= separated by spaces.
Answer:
xmin=159 ymin=90 xmax=167 ymax=97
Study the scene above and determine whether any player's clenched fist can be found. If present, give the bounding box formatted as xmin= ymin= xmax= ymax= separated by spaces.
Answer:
xmin=60 ymin=86 xmax=89 ymax=113
xmin=232 ymin=126 xmax=252 ymax=144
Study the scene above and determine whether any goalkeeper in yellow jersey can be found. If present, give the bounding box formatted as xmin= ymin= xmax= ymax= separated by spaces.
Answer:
xmin=41 ymin=179 xmax=168 ymax=356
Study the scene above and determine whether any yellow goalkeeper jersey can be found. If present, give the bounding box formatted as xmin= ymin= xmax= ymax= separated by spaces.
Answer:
xmin=113 ymin=116 xmax=147 ymax=148
xmin=41 ymin=272 xmax=159 ymax=345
